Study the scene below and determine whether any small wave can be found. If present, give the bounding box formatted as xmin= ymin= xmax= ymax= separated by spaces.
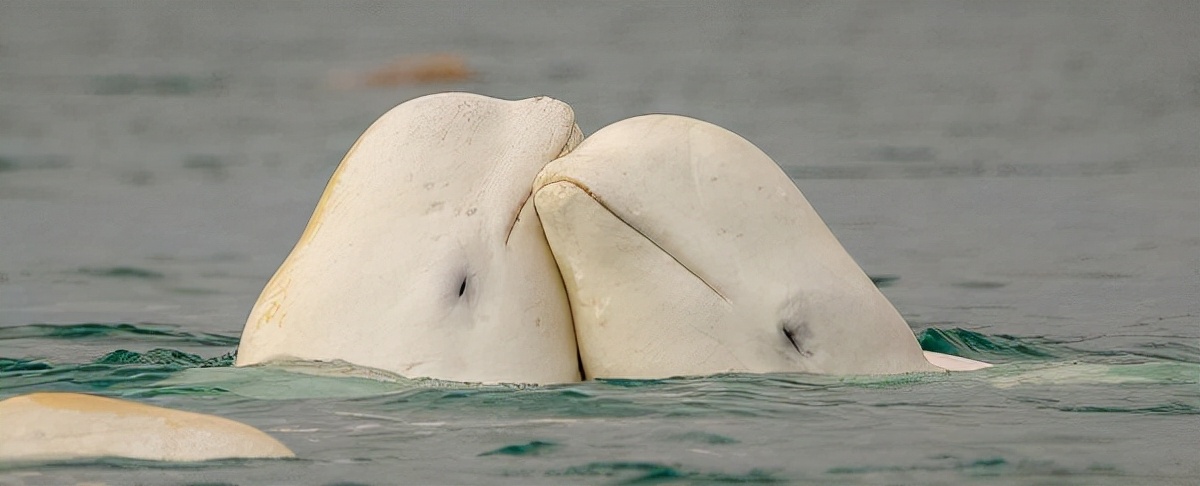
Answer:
xmin=546 ymin=461 xmax=782 ymax=484
xmin=917 ymin=327 xmax=1063 ymax=362
xmin=0 ymin=323 xmax=239 ymax=347
xmin=76 ymin=266 xmax=165 ymax=280
xmin=478 ymin=440 xmax=559 ymax=457
xmin=96 ymin=348 xmax=235 ymax=368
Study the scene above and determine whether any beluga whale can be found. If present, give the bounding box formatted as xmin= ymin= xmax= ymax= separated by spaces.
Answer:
xmin=533 ymin=114 xmax=989 ymax=379
xmin=0 ymin=93 xmax=994 ymax=465
xmin=0 ymin=393 xmax=293 ymax=462
xmin=235 ymin=92 xmax=584 ymax=384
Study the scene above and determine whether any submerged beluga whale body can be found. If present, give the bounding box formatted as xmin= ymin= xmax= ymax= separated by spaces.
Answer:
xmin=2 ymin=92 xmax=987 ymax=464
xmin=0 ymin=393 xmax=293 ymax=462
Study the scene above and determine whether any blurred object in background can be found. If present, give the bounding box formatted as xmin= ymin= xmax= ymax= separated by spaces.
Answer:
xmin=328 ymin=53 xmax=473 ymax=89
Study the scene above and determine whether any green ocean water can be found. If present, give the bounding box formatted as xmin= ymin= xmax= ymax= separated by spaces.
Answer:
xmin=1 ymin=323 xmax=1196 ymax=485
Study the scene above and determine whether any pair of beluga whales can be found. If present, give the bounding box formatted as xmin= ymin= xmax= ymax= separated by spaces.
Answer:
xmin=0 ymin=93 xmax=988 ymax=463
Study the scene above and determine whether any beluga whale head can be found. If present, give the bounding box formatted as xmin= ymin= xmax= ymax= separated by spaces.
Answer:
xmin=533 ymin=114 xmax=981 ymax=379
xmin=236 ymin=93 xmax=584 ymax=384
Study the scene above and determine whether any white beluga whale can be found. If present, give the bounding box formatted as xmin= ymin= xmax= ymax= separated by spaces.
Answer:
xmin=235 ymin=92 xmax=583 ymax=384
xmin=533 ymin=114 xmax=989 ymax=379
xmin=0 ymin=393 xmax=293 ymax=462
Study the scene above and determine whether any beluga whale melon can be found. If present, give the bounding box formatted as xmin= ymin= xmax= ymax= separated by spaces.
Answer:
xmin=236 ymin=92 xmax=584 ymax=385
xmin=532 ymin=114 xmax=989 ymax=379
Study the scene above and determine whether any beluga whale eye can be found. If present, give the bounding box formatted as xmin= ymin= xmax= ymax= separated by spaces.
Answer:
xmin=781 ymin=322 xmax=812 ymax=357
xmin=458 ymin=277 xmax=467 ymax=297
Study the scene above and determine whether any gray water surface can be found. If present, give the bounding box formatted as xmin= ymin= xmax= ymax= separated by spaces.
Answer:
xmin=1 ymin=2 xmax=1198 ymax=484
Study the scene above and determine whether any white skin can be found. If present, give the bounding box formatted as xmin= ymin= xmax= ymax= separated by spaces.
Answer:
xmin=534 ymin=114 xmax=987 ymax=379
xmin=236 ymin=93 xmax=584 ymax=385
xmin=0 ymin=393 xmax=293 ymax=462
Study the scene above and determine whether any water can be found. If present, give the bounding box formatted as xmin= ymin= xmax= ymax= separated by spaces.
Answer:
xmin=1 ymin=1 xmax=1198 ymax=484
xmin=0 ymin=324 xmax=1196 ymax=485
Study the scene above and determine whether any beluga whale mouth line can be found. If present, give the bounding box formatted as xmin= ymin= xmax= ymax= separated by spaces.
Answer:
xmin=503 ymin=121 xmax=585 ymax=246
xmin=536 ymin=176 xmax=731 ymax=303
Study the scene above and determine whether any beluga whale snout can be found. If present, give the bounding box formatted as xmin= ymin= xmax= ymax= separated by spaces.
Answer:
xmin=533 ymin=114 xmax=988 ymax=379
xmin=236 ymin=93 xmax=584 ymax=384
